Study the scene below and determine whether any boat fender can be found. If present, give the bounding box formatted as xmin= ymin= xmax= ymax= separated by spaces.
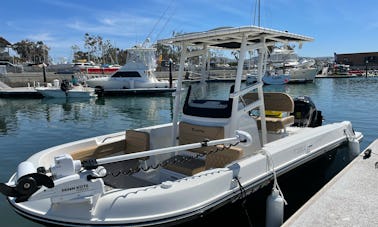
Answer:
xmin=235 ymin=130 xmax=253 ymax=147
xmin=348 ymin=138 xmax=360 ymax=160
xmin=345 ymin=129 xmax=360 ymax=159
xmin=266 ymin=188 xmax=284 ymax=227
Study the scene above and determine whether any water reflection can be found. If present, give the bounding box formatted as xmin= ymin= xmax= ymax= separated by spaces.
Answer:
xmin=0 ymin=94 xmax=176 ymax=139
xmin=0 ymin=99 xmax=42 ymax=135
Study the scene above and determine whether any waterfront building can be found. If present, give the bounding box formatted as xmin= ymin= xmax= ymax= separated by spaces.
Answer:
xmin=334 ymin=52 xmax=378 ymax=70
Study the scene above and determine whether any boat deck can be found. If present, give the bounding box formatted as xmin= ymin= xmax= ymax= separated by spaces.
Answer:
xmin=283 ymin=139 xmax=378 ymax=226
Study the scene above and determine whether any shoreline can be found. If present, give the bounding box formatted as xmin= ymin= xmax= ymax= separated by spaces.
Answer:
xmin=0 ymin=69 xmax=242 ymax=87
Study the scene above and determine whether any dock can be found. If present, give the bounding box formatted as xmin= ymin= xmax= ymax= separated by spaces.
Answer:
xmin=283 ymin=139 xmax=378 ymax=226
xmin=315 ymin=74 xmax=360 ymax=78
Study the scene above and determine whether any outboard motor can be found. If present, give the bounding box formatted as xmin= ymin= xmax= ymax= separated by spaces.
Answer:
xmin=60 ymin=79 xmax=71 ymax=92
xmin=292 ymin=96 xmax=323 ymax=127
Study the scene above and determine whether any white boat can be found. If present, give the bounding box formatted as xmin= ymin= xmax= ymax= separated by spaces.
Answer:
xmin=73 ymin=61 xmax=100 ymax=69
xmin=36 ymin=79 xmax=96 ymax=99
xmin=86 ymin=44 xmax=175 ymax=92
xmin=262 ymin=73 xmax=290 ymax=85
xmin=0 ymin=26 xmax=363 ymax=226
xmin=288 ymin=66 xmax=318 ymax=82
xmin=269 ymin=46 xmax=318 ymax=83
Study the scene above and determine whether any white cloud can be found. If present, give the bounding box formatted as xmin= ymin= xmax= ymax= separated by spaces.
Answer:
xmin=27 ymin=33 xmax=55 ymax=42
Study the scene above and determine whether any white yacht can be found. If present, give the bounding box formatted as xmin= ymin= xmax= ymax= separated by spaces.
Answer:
xmin=269 ymin=45 xmax=318 ymax=83
xmin=0 ymin=26 xmax=362 ymax=226
xmin=85 ymin=45 xmax=175 ymax=93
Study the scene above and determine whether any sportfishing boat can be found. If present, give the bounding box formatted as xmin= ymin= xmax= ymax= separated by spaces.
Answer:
xmin=35 ymin=79 xmax=96 ymax=99
xmin=268 ymin=45 xmax=318 ymax=83
xmin=0 ymin=26 xmax=362 ymax=226
xmin=85 ymin=43 xmax=175 ymax=94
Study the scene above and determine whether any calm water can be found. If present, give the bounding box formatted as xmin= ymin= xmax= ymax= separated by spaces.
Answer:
xmin=0 ymin=77 xmax=377 ymax=226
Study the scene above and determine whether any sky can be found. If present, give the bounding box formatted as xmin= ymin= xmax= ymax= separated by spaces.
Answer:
xmin=1 ymin=0 xmax=377 ymax=63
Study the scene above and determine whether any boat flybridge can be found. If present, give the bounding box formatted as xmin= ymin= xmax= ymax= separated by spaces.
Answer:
xmin=0 ymin=26 xmax=363 ymax=226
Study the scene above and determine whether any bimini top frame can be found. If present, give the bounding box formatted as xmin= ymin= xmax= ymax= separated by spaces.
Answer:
xmin=157 ymin=26 xmax=313 ymax=145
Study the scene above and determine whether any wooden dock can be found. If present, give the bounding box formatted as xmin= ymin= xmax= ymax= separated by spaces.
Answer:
xmin=283 ymin=139 xmax=378 ymax=226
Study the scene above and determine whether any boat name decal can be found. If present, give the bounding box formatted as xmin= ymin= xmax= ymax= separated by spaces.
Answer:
xmin=191 ymin=128 xmax=204 ymax=133
xmin=61 ymin=184 xmax=89 ymax=193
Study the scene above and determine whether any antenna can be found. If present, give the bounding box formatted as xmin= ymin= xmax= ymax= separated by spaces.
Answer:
xmin=155 ymin=4 xmax=176 ymax=42
xmin=251 ymin=0 xmax=261 ymax=27
xmin=144 ymin=0 xmax=175 ymax=43
xmin=258 ymin=0 xmax=260 ymax=27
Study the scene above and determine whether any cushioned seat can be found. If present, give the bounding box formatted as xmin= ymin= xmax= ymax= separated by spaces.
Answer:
xmin=163 ymin=122 xmax=223 ymax=175
xmin=205 ymin=145 xmax=244 ymax=169
xmin=243 ymin=92 xmax=295 ymax=132
xmin=256 ymin=115 xmax=295 ymax=132
xmin=178 ymin=121 xmax=224 ymax=154
xmin=164 ymin=123 xmax=244 ymax=175
xmin=164 ymin=155 xmax=206 ymax=176
xmin=125 ymin=130 xmax=150 ymax=160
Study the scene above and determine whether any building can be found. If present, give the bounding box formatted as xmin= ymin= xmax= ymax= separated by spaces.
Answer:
xmin=334 ymin=52 xmax=378 ymax=70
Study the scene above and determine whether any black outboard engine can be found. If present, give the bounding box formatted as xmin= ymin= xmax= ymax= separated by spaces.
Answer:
xmin=60 ymin=79 xmax=70 ymax=92
xmin=292 ymin=96 xmax=323 ymax=127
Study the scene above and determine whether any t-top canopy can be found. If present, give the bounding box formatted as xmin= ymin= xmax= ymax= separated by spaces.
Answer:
xmin=157 ymin=26 xmax=313 ymax=49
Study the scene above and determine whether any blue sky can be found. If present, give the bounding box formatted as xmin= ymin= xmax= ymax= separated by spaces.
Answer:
xmin=1 ymin=0 xmax=377 ymax=63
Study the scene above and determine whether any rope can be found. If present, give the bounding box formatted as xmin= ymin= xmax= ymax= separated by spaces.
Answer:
xmin=235 ymin=177 xmax=253 ymax=227
xmin=145 ymin=0 xmax=175 ymax=43
xmin=344 ymin=129 xmax=356 ymax=142
xmin=263 ymin=149 xmax=287 ymax=205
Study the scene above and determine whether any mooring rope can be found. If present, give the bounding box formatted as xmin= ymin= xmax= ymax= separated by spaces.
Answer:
xmin=263 ymin=149 xmax=287 ymax=205
xmin=235 ymin=177 xmax=253 ymax=227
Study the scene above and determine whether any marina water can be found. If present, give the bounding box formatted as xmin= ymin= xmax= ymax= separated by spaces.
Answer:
xmin=0 ymin=77 xmax=377 ymax=226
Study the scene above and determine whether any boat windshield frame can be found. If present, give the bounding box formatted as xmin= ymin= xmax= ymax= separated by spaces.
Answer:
xmin=183 ymin=85 xmax=234 ymax=118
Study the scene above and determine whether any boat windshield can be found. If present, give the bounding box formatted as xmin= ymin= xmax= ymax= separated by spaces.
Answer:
xmin=183 ymin=83 xmax=233 ymax=118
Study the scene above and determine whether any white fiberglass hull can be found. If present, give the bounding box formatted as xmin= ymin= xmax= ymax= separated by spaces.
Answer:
xmin=36 ymin=87 xmax=96 ymax=98
xmin=6 ymin=121 xmax=362 ymax=226
xmin=289 ymin=68 xmax=318 ymax=82
xmin=86 ymin=77 xmax=172 ymax=90
xmin=262 ymin=75 xmax=290 ymax=85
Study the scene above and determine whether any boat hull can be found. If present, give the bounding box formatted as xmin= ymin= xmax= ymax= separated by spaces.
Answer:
xmin=5 ymin=121 xmax=362 ymax=226
xmin=86 ymin=77 xmax=172 ymax=90
xmin=262 ymin=75 xmax=290 ymax=85
xmin=36 ymin=87 xmax=96 ymax=98
xmin=289 ymin=68 xmax=318 ymax=83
